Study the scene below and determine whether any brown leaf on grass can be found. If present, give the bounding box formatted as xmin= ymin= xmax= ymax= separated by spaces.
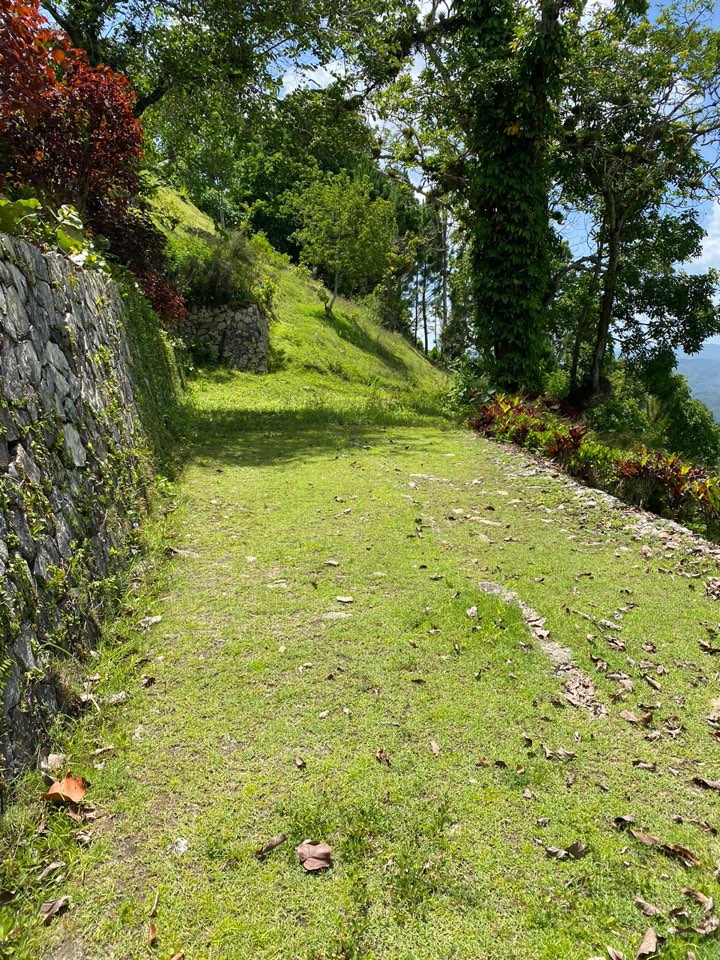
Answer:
xmin=430 ymin=740 xmax=441 ymax=757
xmin=40 ymin=753 xmax=65 ymax=775
xmin=335 ymin=596 xmax=354 ymax=604
xmin=636 ymin=928 xmax=658 ymax=959
xmin=296 ymin=840 xmax=333 ymax=872
xmin=148 ymin=922 xmax=158 ymax=947
xmin=40 ymin=896 xmax=70 ymax=925
xmin=699 ymin=640 xmax=720 ymax=655
xmin=620 ymin=711 xmax=653 ymax=726
xmin=663 ymin=843 xmax=701 ymax=867
xmin=42 ymin=773 xmax=87 ymax=806
xmin=692 ymin=914 xmax=720 ymax=936
xmin=614 ymin=815 xmax=637 ymax=829
xmin=139 ymin=615 xmax=162 ymax=629
xmin=375 ymin=748 xmax=391 ymax=766
xmin=630 ymin=829 xmax=660 ymax=846
xmin=139 ymin=675 xmax=156 ymax=688
xmin=692 ymin=777 xmax=720 ymax=792
xmin=255 ymin=834 xmax=287 ymax=859
xmin=170 ymin=954 xmax=185 ymax=960
xmin=75 ymin=830 xmax=92 ymax=846
xmin=632 ymin=761 xmax=657 ymax=772
xmin=37 ymin=861 xmax=65 ymax=882
xmin=566 ymin=840 xmax=589 ymax=860
xmin=681 ymin=888 xmax=714 ymax=913
xmin=672 ymin=813 xmax=716 ymax=836
xmin=475 ymin=758 xmax=491 ymax=767
xmin=607 ymin=948 xmax=624 ymax=960
xmin=545 ymin=841 xmax=588 ymax=861
xmin=634 ymin=898 xmax=662 ymax=917
xmin=294 ymin=757 xmax=306 ymax=769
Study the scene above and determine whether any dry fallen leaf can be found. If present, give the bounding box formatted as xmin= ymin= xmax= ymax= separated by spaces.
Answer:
xmin=139 ymin=615 xmax=162 ymax=629
xmin=692 ymin=777 xmax=720 ymax=792
xmin=681 ymin=888 xmax=714 ymax=913
xmin=375 ymin=748 xmax=391 ymax=766
xmin=139 ymin=675 xmax=156 ymax=688
xmin=614 ymin=815 xmax=637 ymax=829
xmin=620 ymin=711 xmax=653 ymax=726
xmin=40 ymin=896 xmax=70 ymax=925
xmin=296 ymin=840 xmax=333 ymax=872
xmin=336 ymin=596 xmax=354 ymax=604
xmin=634 ymin=898 xmax=662 ymax=917
xmin=636 ymin=927 xmax=658 ymax=959
xmin=607 ymin=948 xmax=624 ymax=960
xmin=40 ymin=753 xmax=65 ymax=776
xmin=37 ymin=861 xmax=65 ymax=882
xmin=294 ymin=756 xmax=306 ymax=769
xmin=148 ymin=922 xmax=158 ymax=946
xmin=255 ymin=834 xmax=287 ymax=858
xmin=430 ymin=740 xmax=441 ymax=757
xmin=42 ymin=773 xmax=87 ymax=806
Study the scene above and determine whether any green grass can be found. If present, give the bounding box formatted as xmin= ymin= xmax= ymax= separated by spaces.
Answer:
xmin=3 ymin=262 xmax=720 ymax=960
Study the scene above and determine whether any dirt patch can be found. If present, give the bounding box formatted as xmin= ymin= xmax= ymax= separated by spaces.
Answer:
xmin=477 ymin=580 xmax=607 ymax=718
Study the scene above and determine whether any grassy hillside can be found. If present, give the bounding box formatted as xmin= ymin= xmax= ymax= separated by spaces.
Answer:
xmin=149 ymin=186 xmax=448 ymax=424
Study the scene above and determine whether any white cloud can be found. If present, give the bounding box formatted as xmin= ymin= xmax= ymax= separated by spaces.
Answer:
xmin=699 ymin=200 xmax=720 ymax=270
xmin=280 ymin=61 xmax=343 ymax=96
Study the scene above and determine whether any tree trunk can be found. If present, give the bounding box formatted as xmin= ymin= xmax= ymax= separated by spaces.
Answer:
xmin=440 ymin=212 xmax=449 ymax=354
xmin=422 ymin=270 xmax=429 ymax=356
xmin=569 ymin=239 xmax=604 ymax=395
xmin=414 ymin=272 xmax=420 ymax=343
xmin=589 ymin=222 xmax=621 ymax=402
xmin=326 ymin=266 xmax=340 ymax=317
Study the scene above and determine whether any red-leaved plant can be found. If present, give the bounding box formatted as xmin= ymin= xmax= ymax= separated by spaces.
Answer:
xmin=0 ymin=0 xmax=186 ymax=323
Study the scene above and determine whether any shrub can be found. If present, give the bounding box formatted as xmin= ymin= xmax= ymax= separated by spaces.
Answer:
xmin=166 ymin=230 xmax=262 ymax=308
xmin=1 ymin=1 xmax=142 ymax=219
xmin=470 ymin=393 xmax=720 ymax=539
xmin=0 ymin=0 xmax=186 ymax=324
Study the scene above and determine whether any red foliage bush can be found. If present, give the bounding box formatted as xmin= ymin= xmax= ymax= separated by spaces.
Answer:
xmin=138 ymin=271 xmax=188 ymax=326
xmin=1 ymin=1 xmax=143 ymax=215
xmin=0 ymin=0 xmax=186 ymax=324
xmin=471 ymin=393 xmax=720 ymax=538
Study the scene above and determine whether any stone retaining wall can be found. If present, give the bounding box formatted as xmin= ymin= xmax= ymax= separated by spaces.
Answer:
xmin=175 ymin=303 xmax=268 ymax=372
xmin=0 ymin=235 xmax=156 ymax=781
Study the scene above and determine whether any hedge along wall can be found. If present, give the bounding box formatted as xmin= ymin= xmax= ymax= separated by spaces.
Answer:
xmin=0 ymin=234 xmax=182 ymax=785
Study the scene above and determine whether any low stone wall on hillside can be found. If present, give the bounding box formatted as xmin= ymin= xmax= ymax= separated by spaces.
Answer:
xmin=0 ymin=234 xmax=157 ymax=782
xmin=175 ymin=303 xmax=268 ymax=372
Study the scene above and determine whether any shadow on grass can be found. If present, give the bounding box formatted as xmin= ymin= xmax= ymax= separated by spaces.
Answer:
xmin=186 ymin=400 xmax=448 ymax=469
xmin=317 ymin=307 xmax=412 ymax=375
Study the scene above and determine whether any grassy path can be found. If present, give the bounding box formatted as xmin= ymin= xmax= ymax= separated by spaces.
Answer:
xmin=0 ymin=263 xmax=720 ymax=960
xmin=8 ymin=356 xmax=720 ymax=960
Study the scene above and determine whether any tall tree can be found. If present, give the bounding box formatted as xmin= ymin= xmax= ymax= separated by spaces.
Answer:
xmin=556 ymin=1 xmax=720 ymax=402
xmin=379 ymin=0 xmax=580 ymax=390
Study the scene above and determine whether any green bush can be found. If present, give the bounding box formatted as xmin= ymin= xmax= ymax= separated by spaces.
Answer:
xmin=165 ymin=229 xmax=261 ymax=308
xmin=120 ymin=284 xmax=185 ymax=470
xmin=470 ymin=393 xmax=720 ymax=539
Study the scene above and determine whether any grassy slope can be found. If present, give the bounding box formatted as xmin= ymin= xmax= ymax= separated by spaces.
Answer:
xmin=4 ymin=216 xmax=720 ymax=960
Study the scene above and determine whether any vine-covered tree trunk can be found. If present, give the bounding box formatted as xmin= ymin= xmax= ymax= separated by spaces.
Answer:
xmin=458 ymin=0 xmax=573 ymax=392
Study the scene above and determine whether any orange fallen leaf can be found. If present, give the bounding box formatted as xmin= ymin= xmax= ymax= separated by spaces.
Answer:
xmin=42 ymin=773 xmax=87 ymax=806
xmin=147 ymin=922 xmax=158 ymax=946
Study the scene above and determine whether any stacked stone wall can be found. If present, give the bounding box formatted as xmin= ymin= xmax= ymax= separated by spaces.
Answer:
xmin=0 ymin=235 xmax=156 ymax=779
xmin=175 ymin=303 xmax=268 ymax=372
